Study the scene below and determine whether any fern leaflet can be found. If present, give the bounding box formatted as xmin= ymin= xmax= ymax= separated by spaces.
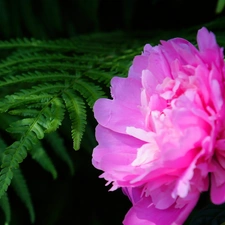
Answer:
xmin=11 ymin=168 xmax=35 ymax=223
xmin=45 ymin=132 xmax=75 ymax=175
xmin=0 ymin=193 xmax=11 ymax=225
xmin=29 ymin=142 xmax=57 ymax=179
xmin=62 ymin=91 xmax=87 ymax=150
xmin=73 ymin=79 xmax=106 ymax=108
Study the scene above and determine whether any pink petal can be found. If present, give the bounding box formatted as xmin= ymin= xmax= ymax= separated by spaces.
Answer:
xmin=93 ymin=125 xmax=144 ymax=167
xmin=132 ymin=55 xmax=149 ymax=76
xmin=197 ymin=27 xmax=217 ymax=51
xmin=110 ymin=76 xmax=142 ymax=107
xmin=211 ymin=167 xmax=225 ymax=204
xmin=93 ymin=99 xmax=145 ymax=133
xmin=141 ymin=69 xmax=159 ymax=97
xmin=160 ymin=38 xmax=200 ymax=70
xmin=145 ymin=45 xmax=172 ymax=82
xmin=131 ymin=143 xmax=159 ymax=167
xmin=150 ymin=184 xmax=176 ymax=209
xmin=197 ymin=27 xmax=224 ymax=68
xmin=123 ymin=189 xmax=199 ymax=225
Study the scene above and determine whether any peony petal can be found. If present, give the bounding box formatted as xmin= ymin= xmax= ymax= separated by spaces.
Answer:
xmin=211 ymin=78 xmax=223 ymax=111
xmin=160 ymin=38 xmax=200 ymax=69
xmin=94 ymin=99 xmax=145 ymax=133
xmin=111 ymin=76 xmax=142 ymax=107
xmin=211 ymin=170 xmax=225 ymax=204
xmin=172 ymin=149 xmax=205 ymax=199
xmin=132 ymin=55 xmax=149 ymax=75
xmin=123 ymin=189 xmax=199 ymax=225
xmin=150 ymin=184 xmax=176 ymax=209
xmin=197 ymin=27 xmax=217 ymax=51
xmin=93 ymin=125 xmax=144 ymax=166
xmin=141 ymin=69 xmax=159 ymax=97
xmin=126 ymin=126 xmax=154 ymax=142
xmin=131 ymin=143 xmax=159 ymax=167
xmin=211 ymin=160 xmax=225 ymax=187
xmin=197 ymin=27 xmax=224 ymax=68
xmin=122 ymin=187 xmax=142 ymax=205
xmin=145 ymin=45 xmax=172 ymax=82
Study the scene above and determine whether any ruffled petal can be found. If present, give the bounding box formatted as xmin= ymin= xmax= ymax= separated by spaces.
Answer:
xmin=94 ymin=99 xmax=145 ymax=133
xmin=123 ymin=188 xmax=199 ymax=225
xmin=211 ymin=160 xmax=225 ymax=204
xmin=110 ymin=76 xmax=142 ymax=107
xmin=197 ymin=27 xmax=218 ymax=51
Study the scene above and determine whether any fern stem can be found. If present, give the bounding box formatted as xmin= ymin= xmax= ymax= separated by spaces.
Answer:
xmin=0 ymin=62 xmax=91 ymax=77
xmin=0 ymin=39 xmax=73 ymax=51
xmin=0 ymin=38 xmax=114 ymax=54
xmin=0 ymin=54 xmax=75 ymax=69
xmin=0 ymin=73 xmax=76 ymax=87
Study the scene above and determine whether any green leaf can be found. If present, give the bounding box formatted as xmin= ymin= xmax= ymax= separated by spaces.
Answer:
xmin=29 ymin=142 xmax=57 ymax=179
xmin=0 ymin=193 xmax=11 ymax=224
xmin=216 ymin=0 xmax=225 ymax=13
xmin=45 ymin=132 xmax=75 ymax=175
xmin=11 ymin=168 xmax=35 ymax=223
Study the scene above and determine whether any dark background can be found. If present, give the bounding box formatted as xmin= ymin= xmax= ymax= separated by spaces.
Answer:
xmin=0 ymin=0 xmax=219 ymax=39
xmin=0 ymin=0 xmax=224 ymax=225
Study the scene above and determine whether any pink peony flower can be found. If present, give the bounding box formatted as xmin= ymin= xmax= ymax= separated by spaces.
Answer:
xmin=92 ymin=27 xmax=225 ymax=224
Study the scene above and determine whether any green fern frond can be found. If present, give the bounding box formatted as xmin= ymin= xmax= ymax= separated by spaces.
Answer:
xmin=0 ymin=81 xmax=75 ymax=112
xmin=0 ymin=82 xmax=66 ymax=99
xmin=0 ymin=71 xmax=75 ymax=86
xmin=7 ymin=118 xmax=45 ymax=139
xmin=0 ymin=138 xmax=11 ymax=225
xmin=0 ymin=38 xmax=73 ymax=51
xmin=8 ymin=108 xmax=40 ymax=117
xmin=0 ymin=95 xmax=65 ymax=198
xmin=0 ymin=62 xmax=90 ymax=77
xmin=2 ymin=50 xmax=100 ymax=68
xmin=29 ymin=142 xmax=57 ymax=179
xmin=0 ymin=95 xmax=52 ymax=112
xmin=0 ymin=114 xmax=17 ymax=131
xmin=0 ymin=37 xmax=113 ymax=53
xmin=0 ymin=32 xmax=135 ymax=203
xmin=1 ymin=52 xmax=74 ymax=68
xmin=0 ymin=33 xmax=138 ymax=55
xmin=43 ymin=97 xmax=65 ymax=133
xmin=45 ymin=132 xmax=75 ymax=175
xmin=0 ymin=193 xmax=11 ymax=225
xmin=0 ymin=162 xmax=14 ymax=200
xmin=1 ymin=129 xmax=33 ymax=223
xmin=85 ymin=70 xmax=115 ymax=86
xmin=62 ymin=91 xmax=87 ymax=150
xmin=73 ymin=79 xmax=106 ymax=108
xmin=11 ymin=168 xmax=35 ymax=223
xmin=0 ymin=137 xmax=7 ymax=155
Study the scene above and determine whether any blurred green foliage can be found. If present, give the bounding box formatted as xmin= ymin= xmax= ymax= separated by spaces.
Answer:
xmin=216 ymin=0 xmax=225 ymax=14
xmin=0 ymin=0 xmax=220 ymax=39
